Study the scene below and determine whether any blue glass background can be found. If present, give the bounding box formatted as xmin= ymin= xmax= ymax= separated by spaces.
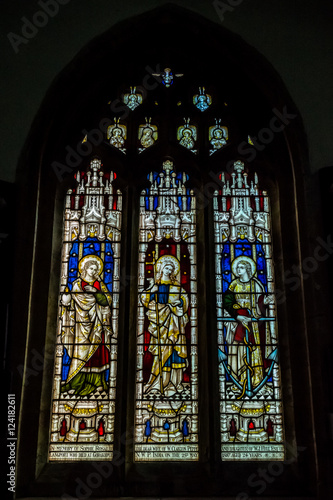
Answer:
xmin=221 ymin=238 xmax=267 ymax=293
xmin=145 ymin=170 xmax=191 ymax=211
xmin=221 ymin=238 xmax=269 ymax=378
xmin=67 ymin=237 xmax=113 ymax=292
xmin=62 ymin=236 xmax=113 ymax=382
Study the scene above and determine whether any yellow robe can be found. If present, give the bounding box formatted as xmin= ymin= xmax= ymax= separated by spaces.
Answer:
xmin=140 ymin=281 xmax=189 ymax=387
xmin=226 ymin=278 xmax=271 ymax=387
xmin=61 ymin=278 xmax=113 ymax=383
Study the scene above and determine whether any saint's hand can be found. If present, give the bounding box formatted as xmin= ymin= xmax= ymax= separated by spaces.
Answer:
xmin=147 ymin=278 xmax=158 ymax=292
xmin=84 ymin=285 xmax=97 ymax=293
xmin=237 ymin=315 xmax=251 ymax=327
xmin=263 ymin=294 xmax=274 ymax=305
xmin=169 ymin=300 xmax=182 ymax=308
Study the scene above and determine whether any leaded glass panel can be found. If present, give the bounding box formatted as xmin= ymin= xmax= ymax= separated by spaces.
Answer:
xmin=214 ymin=160 xmax=284 ymax=461
xmin=134 ymin=159 xmax=199 ymax=461
xmin=49 ymin=158 xmax=122 ymax=461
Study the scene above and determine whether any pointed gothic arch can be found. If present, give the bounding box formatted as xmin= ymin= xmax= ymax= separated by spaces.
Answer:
xmin=11 ymin=5 xmax=321 ymax=498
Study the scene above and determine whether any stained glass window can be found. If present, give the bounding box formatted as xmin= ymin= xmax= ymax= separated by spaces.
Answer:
xmin=193 ymin=87 xmax=212 ymax=112
xmin=49 ymin=158 xmax=122 ymax=461
xmin=151 ymin=67 xmax=184 ymax=87
xmin=107 ymin=118 xmax=127 ymax=154
xmin=209 ymin=119 xmax=228 ymax=155
xmin=177 ymin=118 xmax=197 ymax=154
xmin=123 ymin=86 xmax=143 ymax=111
xmin=214 ymin=160 xmax=284 ymax=461
xmin=134 ymin=159 xmax=199 ymax=461
xmin=138 ymin=117 xmax=158 ymax=153
xmin=48 ymin=66 xmax=286 ymax=465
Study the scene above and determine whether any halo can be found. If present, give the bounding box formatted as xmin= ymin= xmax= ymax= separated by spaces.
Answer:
xmin=156 ymin=255 xmax=180 ymax=277
xmin=231 ymin=256 xmax=256 ymax=279
xmin=78 ymin=254 xmax=103 ymax=276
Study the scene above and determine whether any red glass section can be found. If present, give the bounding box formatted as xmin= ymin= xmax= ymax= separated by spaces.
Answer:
xmin=60 ymin=418 xmax=67 ymax=436
xmin=143 ymin=351 xmax=154 ymax=383
xmin=85 ymin=333 xmax=110 ymax=368
xmin=113 ymin=194 xmax=117 ymax=210
xmin=98 ymin=419 xmax=105 ymax=436
xmin=267 ymin=418 xmax=274 ymax=436
xmin=226 ymin=197 xmax=231 ymax=211
xmin=230 ymin=418 xmax=237 ymax=436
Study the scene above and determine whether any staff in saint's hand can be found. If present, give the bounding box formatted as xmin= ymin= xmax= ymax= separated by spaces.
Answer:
xmin=152 ymin=250 xmax=164 ymax=395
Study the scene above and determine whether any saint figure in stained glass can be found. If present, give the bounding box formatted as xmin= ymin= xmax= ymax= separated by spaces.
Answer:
xmin=107 ymin=118 xmax=126 ymax=153
xmin=151 ymin=67 xmax=184 ymax=87
xmin=61 ymin=255 xmax=113 ymax=397
xmin=180 ymin=129 xmax=195 ymax=149
xmin=140 ymin=255 xmax=189 ymax=397
xmin=177 ymin=119 xmax=197 ymax=153
xmin=214 ymin=160 xmax=284 ymax=461
xmin=223 ymin=256 xmax=274 ymax=395
xmin=211 ymin=128 xmax=226 ymax=147
xmin=135 ymin=159 xmax=198 ymax=461
xmin=193 ymin=87 xmax=212 ymax=112
xmin=140 ymin=128 xmax=155 ymax=148
xmin=123 ymin=86 xmax=143 ymax=111
xmin=209 ymin=120 xmax=228 ymax=155
xmin=138 ymin=118 xmax=158 ymax=152
xmin=49 ymin=159 xmax=122 ymax=461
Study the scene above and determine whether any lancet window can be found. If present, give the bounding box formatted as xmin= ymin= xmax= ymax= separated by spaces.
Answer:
xmin=214 ymin=160 xmax=284 ymax=461
xmin=134 ymin=159 xmax=199 ymax=461
xmin=49 ymin=159 xmax=122 ymax=461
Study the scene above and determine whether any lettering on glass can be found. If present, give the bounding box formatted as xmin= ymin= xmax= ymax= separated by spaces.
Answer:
xmin=49 ymin=158 xmax=122 ymax=461
xmin=214 ymin=160 xmax=284 ymax=461
xmin=135 ymin=159 xmax=199 ymax=461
